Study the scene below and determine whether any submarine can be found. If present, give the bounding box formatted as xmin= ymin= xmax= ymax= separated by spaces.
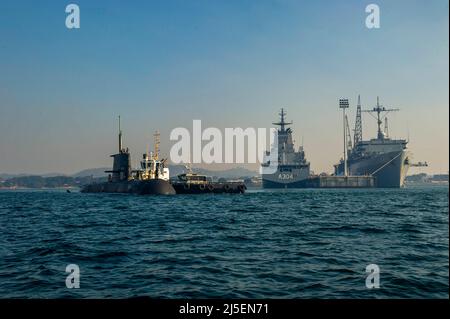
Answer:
xmin=80 ymin=117 xmax=176 ymax=195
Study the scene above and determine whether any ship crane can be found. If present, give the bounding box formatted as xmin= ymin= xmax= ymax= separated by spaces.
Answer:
xmin=384 ymin=117 xmax=389 ymax=137
xmin=362 ymin=97 xmax=399 ymax=140
xmin=345 ymin=115 xmax=353 ymax=156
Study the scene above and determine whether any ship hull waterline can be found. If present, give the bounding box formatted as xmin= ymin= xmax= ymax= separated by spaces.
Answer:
xmin=81 ymin=179 xmax=176 ymax=195
xmin=335 ymin=150 xmax=410 ymax=188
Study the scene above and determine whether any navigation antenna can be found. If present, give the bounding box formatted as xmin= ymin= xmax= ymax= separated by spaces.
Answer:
xmin=153 ymin=130 xmax=160 ymax=160
xmin=353 ymin=95 xmax=362 ymax=145
xmin=362 ymin=97 xmax=399 ymax=140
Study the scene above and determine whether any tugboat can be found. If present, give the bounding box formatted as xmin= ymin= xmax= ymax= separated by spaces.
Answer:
xmin=171 ymin=165 xmax=246 ymax=194
xmin=81 ymin=117 xmax=176 ymax=195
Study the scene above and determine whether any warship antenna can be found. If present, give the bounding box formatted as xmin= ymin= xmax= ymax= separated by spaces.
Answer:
xmin=272 ymin=108 xmax=292 ymax=132
xmin=118 ymin=116 xmax=123 ymax=153
xmin=376 ymin=97 xmax=382 ymax=138
xmin=339 ymin=98 xmax=350 ymax=176
xmin=354 ymin=95 xmax=362 ymax=145
xmin=153 ymin=130 xmax=160 ymax=160
xmin=362 ymin=97 xmax=399 ymax=140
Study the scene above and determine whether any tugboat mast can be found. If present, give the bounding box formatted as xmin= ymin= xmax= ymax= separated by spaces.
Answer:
xmin=153 ymin=130 xmax=160 ymax=160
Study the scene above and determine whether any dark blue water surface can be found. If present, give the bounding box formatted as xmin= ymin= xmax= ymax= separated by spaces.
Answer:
xmin=0 ymin=186 xmax=448 ymax=298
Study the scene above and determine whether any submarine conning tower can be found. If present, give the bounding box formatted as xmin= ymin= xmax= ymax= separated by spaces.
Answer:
xmin=105 ymin=116 xmax=132 ymax=182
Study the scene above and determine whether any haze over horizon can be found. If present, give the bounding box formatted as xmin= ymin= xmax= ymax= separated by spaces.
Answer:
xmin=0 ymin=0 xmax=448 ymax=175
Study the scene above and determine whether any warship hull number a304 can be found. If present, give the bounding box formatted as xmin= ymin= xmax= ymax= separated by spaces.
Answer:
xmin=261 ymin=109 xmax=311 ymax=188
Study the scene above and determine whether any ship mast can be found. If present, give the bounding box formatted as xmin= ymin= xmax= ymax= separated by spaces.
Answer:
xmin=363 ymin=97 xmax=399 ymax=140
xmin=118 ymin=115 xmax=123 ymax=153
xmin=272 ymin=108 xmax=292 ymax=132
xmin=153 ymin=130 xmax=160 ymax=160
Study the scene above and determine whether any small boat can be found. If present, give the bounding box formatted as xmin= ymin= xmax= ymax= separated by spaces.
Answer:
xmin=171 ymin=171 xmax=246 ymax=194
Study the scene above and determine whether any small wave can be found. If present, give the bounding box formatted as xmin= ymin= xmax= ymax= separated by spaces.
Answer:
xmin=84 ymin=251 xmax=131 ymax=262
xmin=27 ymin=247 xmax=56 ymax=257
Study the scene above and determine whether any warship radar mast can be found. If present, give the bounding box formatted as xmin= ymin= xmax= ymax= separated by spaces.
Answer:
xmin=362 ymin=97 xmax=399 ymax=140
xmin=272 ymin=108 xmax=292 ymax=132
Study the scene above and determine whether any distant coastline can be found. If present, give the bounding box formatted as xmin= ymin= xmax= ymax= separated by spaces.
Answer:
xmin=0 ymin=166 xmax=260 ymax=189
xmin=0 ymin=171 xmax=447 ymax=190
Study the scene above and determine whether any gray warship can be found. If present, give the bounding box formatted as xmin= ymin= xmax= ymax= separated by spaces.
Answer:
xmin=334 ymin=96 xmax=419 ymax=188
xmin=81 ymin=118 xmax=176 ymax=195
xmin=261 ymin=109 xmax=310 ymax=188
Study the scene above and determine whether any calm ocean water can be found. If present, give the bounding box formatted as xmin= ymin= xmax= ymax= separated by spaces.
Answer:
xmin=0 ymin=186 xmax=448 ymax=299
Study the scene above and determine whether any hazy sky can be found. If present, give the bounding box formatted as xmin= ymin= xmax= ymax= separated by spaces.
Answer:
xmin=0 ymin=0 xmax=448 ymax=175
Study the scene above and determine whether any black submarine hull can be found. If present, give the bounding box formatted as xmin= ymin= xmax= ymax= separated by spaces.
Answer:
xmin=171 ymin=182 xmax=246 ymax=194
xmin=81 ymin=179 xmax=176 ymax=195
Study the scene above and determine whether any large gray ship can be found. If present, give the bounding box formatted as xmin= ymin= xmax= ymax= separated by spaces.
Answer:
xmin=261 ymin=109 xmax=310 ymax=188
xmin=334 ymin=97 xmax=412 ymax=188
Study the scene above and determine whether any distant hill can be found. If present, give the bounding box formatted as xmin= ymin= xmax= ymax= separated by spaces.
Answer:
xmin=0 ymin=175 xmax=102 ymax=188
xmin=0 ymin=172 xmax=66 ymax=179
xmin=0 ymin=173 xmax=28 ymax=179
xmin=72 ymin=168 xmax=110 ymax=178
